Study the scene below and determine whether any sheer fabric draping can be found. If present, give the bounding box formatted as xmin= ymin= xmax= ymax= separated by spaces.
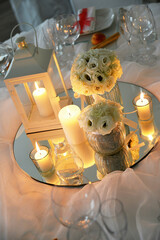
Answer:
xmin=0 ymin=4 xmax=160 ymax=239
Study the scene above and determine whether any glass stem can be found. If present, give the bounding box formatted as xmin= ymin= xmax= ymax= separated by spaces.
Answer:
xmin=127 ymin=38 xmax=134 ymax=58
xmin=71 ymin=42 xmax=75 ymax=58
xmin=141 ymin=36 xmax=150 ymax=58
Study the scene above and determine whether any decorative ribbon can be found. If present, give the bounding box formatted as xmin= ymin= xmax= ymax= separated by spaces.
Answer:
xmin=122 ymin=117 xmax=138 ymax=129
xmin=125 ymin=129 xmax=138 ymax=144
xmin=78 ymin=8 xmax=94 ymax=34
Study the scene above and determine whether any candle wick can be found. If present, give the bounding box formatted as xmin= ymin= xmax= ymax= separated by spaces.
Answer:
xmin=39 ymin=150 xmax=42 ymax=156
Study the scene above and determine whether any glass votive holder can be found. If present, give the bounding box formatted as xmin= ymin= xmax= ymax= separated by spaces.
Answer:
xmin=29 ymin=145 xmax=54 ymax=177
xmin=55 ymin=155 xmax=84 ymax=185
xmin=133 ymin=94 xmax=155 ymax=137
xmin=133 ymin=94 xmax=153 ymax=121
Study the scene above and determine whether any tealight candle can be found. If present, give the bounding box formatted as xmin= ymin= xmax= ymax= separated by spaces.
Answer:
xmin=133 ymin=92 xmax=152 ymax=121
xmin=133 ymin=92 xmax=155 ymax=137
xmin=30 ymin=142 xmax=54 ymax=175
xmin=33 ymin=82 xmax=53 ymax=117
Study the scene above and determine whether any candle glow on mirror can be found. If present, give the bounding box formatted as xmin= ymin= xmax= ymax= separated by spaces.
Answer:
xmin=139 ymin=119 xmax=155 ymax=137
xmin=148 ymin=135 xmax=153 ymax=141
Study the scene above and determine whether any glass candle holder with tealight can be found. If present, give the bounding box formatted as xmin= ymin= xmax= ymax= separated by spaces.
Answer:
xmin=133 ymin=92 xmax=156 ymax=139
xmin=29 ymin=142 xmax=54 ymax=177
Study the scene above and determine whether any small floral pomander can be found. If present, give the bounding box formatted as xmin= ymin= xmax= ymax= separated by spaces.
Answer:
xmin=70 ymin=49 xmax=123 ymax=96
xmin=78 ymin=98 xmax=123 ymax=135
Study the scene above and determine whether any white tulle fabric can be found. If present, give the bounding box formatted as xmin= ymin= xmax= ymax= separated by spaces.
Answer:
xmin=0 ymin=3 xmax=160 ymax=240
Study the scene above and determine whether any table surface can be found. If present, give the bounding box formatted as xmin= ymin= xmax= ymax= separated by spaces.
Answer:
xmin=1 ymin=2 xmax=160 ymax=240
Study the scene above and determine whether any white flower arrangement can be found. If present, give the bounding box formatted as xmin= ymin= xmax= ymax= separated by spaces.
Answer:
xmin=70 ymin=49 xmax=123 ymax=96
xmin=78 ymin=96 xmax=123 ymax=135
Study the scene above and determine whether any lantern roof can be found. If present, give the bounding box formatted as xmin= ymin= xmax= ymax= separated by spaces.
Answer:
xmin=6 ymin=43 xmax=53 ymax=79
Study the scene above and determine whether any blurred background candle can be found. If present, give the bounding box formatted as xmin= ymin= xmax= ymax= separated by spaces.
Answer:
xmin=30 ymin=142 xmax=54 ymax=176
xmin=33 ymin=82 xmax=53 ymax=117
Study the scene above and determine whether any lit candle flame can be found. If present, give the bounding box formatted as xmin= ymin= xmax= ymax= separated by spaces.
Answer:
xmin=35 ymin=141 xmax=40 ymax=152
xmin=140 ymin=91 xmax=145 ymax=102
xmin=66 ymin=106 xmax=71 ymax=117
xmin=63 ymin=152 xmax=67 ymax=157
xmin=35 ymin=82 xmax=39 ymax=90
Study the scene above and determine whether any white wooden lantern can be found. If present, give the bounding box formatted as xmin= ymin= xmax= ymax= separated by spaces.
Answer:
xmin=5 ymin=24 xmax=72 ymax=135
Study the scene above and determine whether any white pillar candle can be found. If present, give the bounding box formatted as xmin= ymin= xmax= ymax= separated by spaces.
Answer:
xmin=33 ymin=82 xmax=53 ymax=117
xmin=135 ymin=92 xmax=152 ymax=120
xmin=58 ymin=105 xmax=95 ymax=168
xmin=58 ymin=105 xmax=86 ymax=145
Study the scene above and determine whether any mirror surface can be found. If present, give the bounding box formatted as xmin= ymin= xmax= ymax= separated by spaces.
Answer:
xmin=13 ymin=82 xmax=160 ymax=186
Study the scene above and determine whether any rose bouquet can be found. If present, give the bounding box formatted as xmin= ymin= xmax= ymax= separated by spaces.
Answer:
xmin=70 ymin=49 xmax=123 ymax=96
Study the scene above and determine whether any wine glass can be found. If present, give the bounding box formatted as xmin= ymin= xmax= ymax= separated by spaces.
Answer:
xmin=46 ymin=18 xmax=63 ymax=55
xmin=67 ymin=219 xmax=107 ymax=240
xmin=51 ymin=181 xmax=100 ymax=228
xmin=100 ymin=198 xmax=127 ymax=240
xmin=0 ymin=43 xmax=12 ymax=77
xmin=54 ymin=14 xmax=80 ymax=67
xmin=119 ymin=8 xmax=134 ymax=61
xmin=128 ymin=5 xmax=157 ymax=66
